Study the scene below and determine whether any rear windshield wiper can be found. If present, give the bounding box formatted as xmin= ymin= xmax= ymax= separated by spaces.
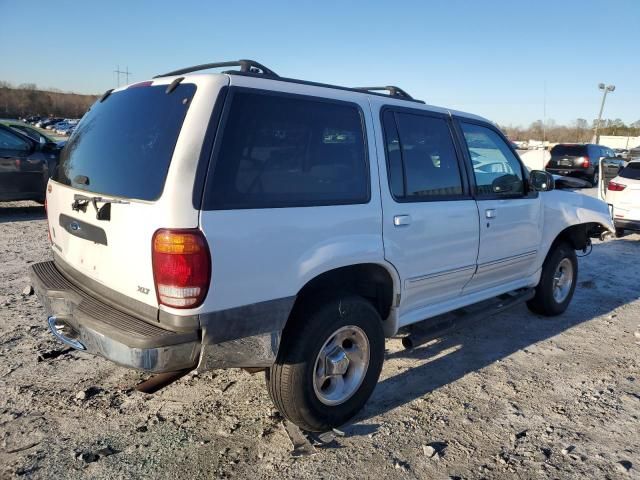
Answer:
xmin=71 ymin=194 xmax=129 ymax=220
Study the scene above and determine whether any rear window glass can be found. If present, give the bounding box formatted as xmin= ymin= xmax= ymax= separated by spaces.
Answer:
xmin=550 ymin=145 xmax=587 ymax=157
xmin=619 ymin=162 xmax=640 ymax=180
xmin=208 ymin=91 xmax=368 ymax=209
xmin=55 ymin=84 xmax=196 ymax=201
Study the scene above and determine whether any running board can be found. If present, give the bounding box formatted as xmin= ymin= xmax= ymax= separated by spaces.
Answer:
xmin=402 ymin=288 xmax=535 ymax=349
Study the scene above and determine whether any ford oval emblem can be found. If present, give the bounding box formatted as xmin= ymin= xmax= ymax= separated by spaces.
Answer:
xmin=69 ymin=221 xmax=81 ymax=232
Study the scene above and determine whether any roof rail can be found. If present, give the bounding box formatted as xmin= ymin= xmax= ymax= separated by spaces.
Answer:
xmin=354 ymin=86 xmax=415 ymax=100
xmin=153 ymin=59 xmax=278 ymax=79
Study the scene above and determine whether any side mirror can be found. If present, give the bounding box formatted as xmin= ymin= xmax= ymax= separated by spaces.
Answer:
xmin=530 ymin=170 xmax=555 ymax=192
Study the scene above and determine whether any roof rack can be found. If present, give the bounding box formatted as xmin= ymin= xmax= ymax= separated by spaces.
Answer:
xmin=354 ymin=86 xmax=415 ymax=100
xmin=153 ymin=59 xmax=423 ymax=103
xmin=153 ymin=59 xmax=278 ymax=79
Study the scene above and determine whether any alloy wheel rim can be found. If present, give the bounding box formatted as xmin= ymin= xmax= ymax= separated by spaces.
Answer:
xmin=313 ymin=325 xmax=370 ymax=406
xmin=552 ymin=258 xmax=574 ymax=303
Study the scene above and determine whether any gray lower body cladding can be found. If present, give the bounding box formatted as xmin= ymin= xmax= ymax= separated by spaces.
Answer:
xmin=197 ymin=297 xmax=295 ymax=371
xmin=29 ymin=260 xmax=295 ymax=373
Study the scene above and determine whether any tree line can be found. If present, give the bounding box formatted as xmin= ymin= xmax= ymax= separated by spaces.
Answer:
xmin=0 ymin=81 xmax=98 ymax=119
xmin=501 ymin=118 xmax=640 ymax=143
xmin=2 ymin=79 xmax=639 ymax=144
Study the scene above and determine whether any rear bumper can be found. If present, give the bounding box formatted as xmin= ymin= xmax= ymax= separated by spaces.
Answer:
xmin=546 ymin=168 xmax=593 ymax=179
xmin=30 ymin=261 xmax=200 ymax=373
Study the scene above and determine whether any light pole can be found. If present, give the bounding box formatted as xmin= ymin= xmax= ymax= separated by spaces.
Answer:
xmin=594 ymin=83 xmax=615 ymax=143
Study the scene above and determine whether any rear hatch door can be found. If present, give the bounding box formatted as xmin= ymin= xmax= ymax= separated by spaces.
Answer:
xmin=47 ymin=81 xmax=200 ymax=310
xmin=548 ymin=145 xmax=588 ymax=169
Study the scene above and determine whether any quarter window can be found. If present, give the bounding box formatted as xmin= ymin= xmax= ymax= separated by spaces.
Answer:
xmin=460 ymin=122 xmax=524 ymax=196
xmin=209 ymin=91 xmax=368 ymax=209
xmin=383 ymin=111 xmax=463 ymax=200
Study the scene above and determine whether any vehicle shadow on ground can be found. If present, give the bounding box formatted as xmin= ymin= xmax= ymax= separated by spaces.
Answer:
xmin=0 ymin=204 xmax=45 ymax=224
xmin=349 ymin=240 xmax=640 ymax=431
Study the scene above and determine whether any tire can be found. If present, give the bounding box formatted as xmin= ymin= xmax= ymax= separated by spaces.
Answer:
xmin=591 ymin=171 xmax=599 ymax=187
xmin=266 ymin=295 xmax=384 ymax=432
xmin=527 ymin=241 xmax=578 ymax=316
xmin=615 ymin=228 xmax=625 ymax=238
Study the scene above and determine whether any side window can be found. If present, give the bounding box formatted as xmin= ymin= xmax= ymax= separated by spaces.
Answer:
xmin=0 ymin=128 xmax=31 ymax=153
xmin=460 ymin=122 xmax=524 ymax=196
xmin=209 ymin=91 xmax=369 ymax=209
xmin=383 ymin=111 xmax=463 ymax=200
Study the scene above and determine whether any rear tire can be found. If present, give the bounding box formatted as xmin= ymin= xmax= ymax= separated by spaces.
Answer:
xmin=591 ymin=171 xmax=599 ymax=187
xmin=266 ymin=295 xmax=384 ymax=432
xmin=615 ymin=228 xmax=625 ymax=238
xmin=527 ymin=242 xmax=577 ymax=316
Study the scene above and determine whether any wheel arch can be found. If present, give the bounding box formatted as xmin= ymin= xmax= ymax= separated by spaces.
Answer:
xmin=287 ymin=262 xmax=400 ymax=335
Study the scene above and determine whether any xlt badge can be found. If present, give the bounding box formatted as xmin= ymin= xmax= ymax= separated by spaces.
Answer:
xmin=137 ymin=286 xmax=150 ymax=295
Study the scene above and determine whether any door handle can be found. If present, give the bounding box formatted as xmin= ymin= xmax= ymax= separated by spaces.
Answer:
xmin=485 ymin=209 xmax=497 ymax=219
xmin=393 ymin=215 xmax=412 ymax=227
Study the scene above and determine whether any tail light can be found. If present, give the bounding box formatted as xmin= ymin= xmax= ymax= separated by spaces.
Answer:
xmin=152 ymin=229 xmax=211 ymax=308
xmin=581 ymin=156 xmax=590 ymax=168
xmin=608 ymin=181 xmax=626 ymax=192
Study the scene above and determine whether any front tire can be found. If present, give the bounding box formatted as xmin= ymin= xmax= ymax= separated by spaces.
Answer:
xmin=266 ymin=295 xmax=384 ymax=432
xmin=527 ymin=242 xmax=578 ymax=316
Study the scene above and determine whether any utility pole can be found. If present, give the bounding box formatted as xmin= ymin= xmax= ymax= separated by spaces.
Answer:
xmin=543 ymin=81 xmax=547 ymax=147
xmin=113 ymin=65 xmax=133 ymax=87
xmin=593 ymin=83 xmax=615 ymax=144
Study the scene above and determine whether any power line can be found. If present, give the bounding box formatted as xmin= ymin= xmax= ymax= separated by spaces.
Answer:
xmin=113 ymin=65 xmax=133 ymax=87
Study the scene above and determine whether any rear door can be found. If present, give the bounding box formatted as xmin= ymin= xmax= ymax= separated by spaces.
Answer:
xmin=46 ymin=78 xmax=219 ymax=310
xmin=456 ymin=119 xmax=542 ymax=293
xmin=377 ymin=106 xmax=479 ymax=320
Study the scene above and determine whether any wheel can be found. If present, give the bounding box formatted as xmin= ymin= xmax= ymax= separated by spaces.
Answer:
xmin=591 ymin=171 xmax=599 ymax=187
xmin=527 ymin=242 xmax=578 ymax=316
xmin=266 ymin=295 xmax=384 ymax=432
xmin=615 ymin=228 xmax=625 ymax=238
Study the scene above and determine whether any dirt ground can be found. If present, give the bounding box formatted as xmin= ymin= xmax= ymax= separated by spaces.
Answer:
xmin=0 ymin=198 xmax=638 ymax=479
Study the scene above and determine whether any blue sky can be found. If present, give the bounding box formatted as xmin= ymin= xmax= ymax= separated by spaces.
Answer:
xmin=1 ymin=0 xmax=638 ymax=126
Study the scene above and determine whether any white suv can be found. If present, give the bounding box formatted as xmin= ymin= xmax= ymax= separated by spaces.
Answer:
xmin=30 ymin=60 xmax=614 ymax=432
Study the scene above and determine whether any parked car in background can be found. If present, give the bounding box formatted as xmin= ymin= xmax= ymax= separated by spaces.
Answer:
xmin=55 ymin=120 xmax=78 ymax=135
xmin=36 ymin=118 xmax=63 ymax=129
xmin=30 ymin=59 xmax=614 ymax=432
xmin=0 ymin=123 xmax=62 ymax=203
xmin=605 ymin=160 xmax=640 ymax=236
xmin=25 ymin=115 xmax=42 ymax=124
xmin=546 ymin=144 xmax=618 ymax=186
xmin=614 ymin=148 xmax=629 ymax=159
xmin=629 ymin=147 xmax=640 ymax=161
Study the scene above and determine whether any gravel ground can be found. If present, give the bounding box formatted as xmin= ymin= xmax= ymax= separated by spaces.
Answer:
xmin=0 ymin=198 xmax=638 ymax=479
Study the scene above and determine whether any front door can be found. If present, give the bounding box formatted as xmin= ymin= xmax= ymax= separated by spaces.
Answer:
xmin=377 ymin=107 xmax=480 ymax=322
xmin=456 ymin=120 xmax=542 ymax=293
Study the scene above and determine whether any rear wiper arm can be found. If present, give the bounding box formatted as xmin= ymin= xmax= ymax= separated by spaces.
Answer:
xmin=71 ymin=194 xmax=129 ymax=220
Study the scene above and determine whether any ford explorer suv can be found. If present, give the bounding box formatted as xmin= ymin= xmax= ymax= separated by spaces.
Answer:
xmin=546 ymin=143 xmax=618 ymax=186
xmin=30 ymin=60 xmax=614 ymax=432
